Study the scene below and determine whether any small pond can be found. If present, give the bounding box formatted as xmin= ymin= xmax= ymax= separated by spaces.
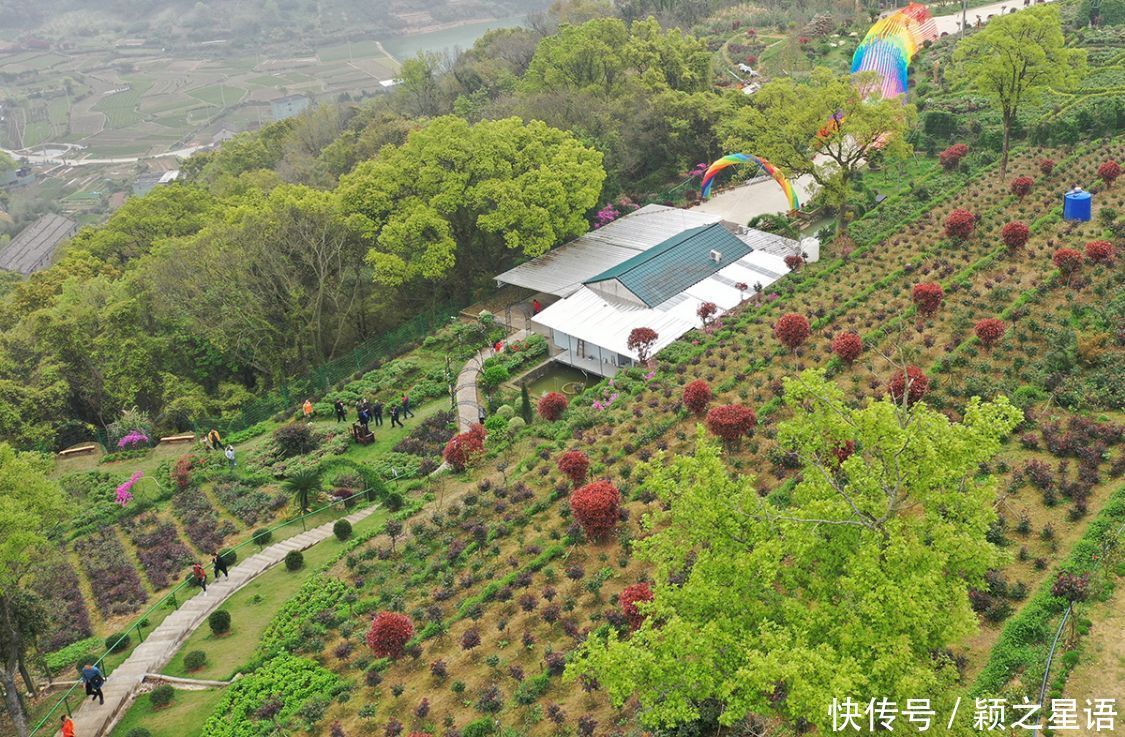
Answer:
xmin=523 ymin=364 xmax=591 ymax=398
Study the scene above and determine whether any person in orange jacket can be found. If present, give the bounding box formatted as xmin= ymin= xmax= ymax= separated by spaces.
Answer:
xmin=61 ymin=714 xmax=76 ymax=737
xmin=302 ymin=399 xmax=314 ymax=421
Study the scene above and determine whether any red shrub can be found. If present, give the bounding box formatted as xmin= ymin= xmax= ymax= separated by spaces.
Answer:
xmin=366 ymin=612 xmax=414 ymax=659
xmin=1038 ymin=158 xmax=1055 ymax=176
xmin=1009 ymin=176 xmax=1033 ymax=199
xmin=537 ymin=392 xmax=569 ymax=421
xmin=1085 ymin=240 xmax=1115 ymax=264
xmin=696 ymin=301 xmax=718 ymax=325
xmin=944 ymin=208 xmax=976 ymax=239
xmin=682 ymin=379 xmax=713 ymax=415
xmin=774 ymin=313 xmax=810 ymax=351
xmin=570 ymin=481 xmax=622 ymax=540
xmin=784 ymin=254 xmax=804 ymax=271
xmin=830 ymin=332 xmax=863 ymax=363
xmin=626 ymin=327 xmax=659 ymax=363
xmin=939 ymin=143 xmax=969 ymax=170
xmin=172 ymin=455 xmax=196 ymax=491
xmin=1052 ymin=248 xmax=1083 ymax=275
xmin=705 ymin=404 xmax=757 ymax=446
xmin=912 ymin=282 xmax=944 ymax=316
xmin=443 ymin=425 xmax=485 ymax=471
xmin=460 ymin=627 xmax=481 ymax=650
xmin=557 ymin=450 xmax=590 ymax=487
xmin=619 ymin=582 xmax=654 ymax=630
xmin=974 ymin=318 xmax=1007 ymax=348
xmin=887 ymin=366 xmax=929 ymax=406
xmin=1097 ymin=160 xmax=1120 ymax=186
xmin=1000 ymin=221 xmax=1030 ymax=250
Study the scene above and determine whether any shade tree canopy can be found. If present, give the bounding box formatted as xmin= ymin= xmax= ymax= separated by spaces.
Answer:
xmin=338 ymin=116 xmax=604 ymax=294
xmin=571 ymin=370 xmax=1022 ymax=732
xmin=718 ymin=68 xmax=915 ymax=234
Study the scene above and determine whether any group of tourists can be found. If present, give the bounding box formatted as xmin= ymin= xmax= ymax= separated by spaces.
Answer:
xmin=201 ymin=428 xmax=236 ymax=468
xmin=339 ymin=394 xmax=414 ymax=434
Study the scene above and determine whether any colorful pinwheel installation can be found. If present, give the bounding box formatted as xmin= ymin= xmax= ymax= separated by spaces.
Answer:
xmin=700 ymin=154 xmax=799 ymax=211
xmin=851 ymin=3 xmax=937 ymax=99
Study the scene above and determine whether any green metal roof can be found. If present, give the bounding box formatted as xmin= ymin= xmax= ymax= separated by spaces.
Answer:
xmin=584 ymin=223 xmax=752 ymax=307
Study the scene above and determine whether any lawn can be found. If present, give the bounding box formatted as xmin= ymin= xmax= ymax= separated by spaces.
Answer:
xmin=160 ymin=506 xmax=388 ymax=681
xmin=107 ymin=685 xmax=224 ymax=737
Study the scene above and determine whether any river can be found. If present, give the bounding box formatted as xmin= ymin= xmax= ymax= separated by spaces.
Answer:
xmin=381 ymin=15 xmax=531 ymax=61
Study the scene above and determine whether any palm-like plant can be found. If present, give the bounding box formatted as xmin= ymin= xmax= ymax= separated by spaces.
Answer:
xmin=283 ymin=469 xmax=322 ymax=514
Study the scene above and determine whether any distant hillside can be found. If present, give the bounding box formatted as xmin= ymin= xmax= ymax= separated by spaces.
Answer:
xmin=0 ymin=0 xmax=547 ymax=46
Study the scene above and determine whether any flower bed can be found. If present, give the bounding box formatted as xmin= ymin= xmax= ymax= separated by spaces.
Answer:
xmin=199 ymin=653 xmax=341 ymax=737
xmin=213 ymin=481 xmax=287 ymax=526
xmin=73 ymin=529 xmax=148 ymax=617
xmin=35 ymin=561 xmax=93 ymax=650
xmin=122 ymin=513 xmax=196 ymax=589
xmin=171 ymin=487 xmax=236 ymax=553
xmin=393 ymin=411 xmax=456 ymax=460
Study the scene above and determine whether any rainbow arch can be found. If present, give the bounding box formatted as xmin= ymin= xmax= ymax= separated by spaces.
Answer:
xmin=700 ymin=154 xmax=799 ymax=211
xmin=851 ymin=3 xmax=937 ymax=99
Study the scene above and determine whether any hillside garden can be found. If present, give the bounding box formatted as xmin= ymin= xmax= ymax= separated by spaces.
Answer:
xmin=0 ymin=4 xmax=1121 ymax=737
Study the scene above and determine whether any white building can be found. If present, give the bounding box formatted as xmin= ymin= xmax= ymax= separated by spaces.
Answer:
xmin=495 ymin=205 xmax=797 ymax=377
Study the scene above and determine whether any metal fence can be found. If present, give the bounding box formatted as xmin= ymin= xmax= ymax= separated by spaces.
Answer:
xmin=28 ymin=489 xmax=382 ymax=736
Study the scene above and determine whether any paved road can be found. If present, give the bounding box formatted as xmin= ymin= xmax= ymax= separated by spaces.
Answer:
xmin=59 ymin=504 xmax=381 ymax=737
xmin=931 ymin=0 xmax=1056 ymax=34
xmin=1 ymin=143 xmax=207 ymax=167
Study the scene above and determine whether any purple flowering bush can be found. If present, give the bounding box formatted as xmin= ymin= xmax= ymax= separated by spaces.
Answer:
xmin=122 ymin=513 xmax=194 ymax=589
xmin=35 ymin=561 xmax=93 ymax=650
xmin=74 ymin=530 xmax=147 ymax=617
xmin=172 ymin=487 xmax=235 ymax=553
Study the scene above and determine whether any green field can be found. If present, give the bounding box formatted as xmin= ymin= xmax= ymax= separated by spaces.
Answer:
xmin=318 ymin=39 xmax=385 ymax=62
xmin=93 ymin=79 xmax=156 ymax=128
xmin=186 ymin=84 xmax=247 ymax=107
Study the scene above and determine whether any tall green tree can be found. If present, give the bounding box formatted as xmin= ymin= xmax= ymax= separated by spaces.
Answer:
xmin=142 ymin=184 xmax=370 ymax=382
xmin=0 ymin=444 xmax=70 ymax=736
xmin=337 ymin=116 xmax=604 ymax=295
xmin=570 ymin=370 xmax=1022 ymax=732
xmin=954 ymin=5 xmax=1085 ymax=176
xmin=718 ymin=68 xmax=915 ymax=235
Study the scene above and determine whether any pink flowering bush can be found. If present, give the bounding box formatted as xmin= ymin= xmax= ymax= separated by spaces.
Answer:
xmin=117 ymin=430 xmax=150 ymax=449
xmin=115 ymin=471 xmax=144 ymax=506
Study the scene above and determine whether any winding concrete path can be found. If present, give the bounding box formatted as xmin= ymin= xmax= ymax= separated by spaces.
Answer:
xmin=453 ymin=330 xmax=528 ymax=432
xmin=61 ymin=504 xmax=380 ymax=737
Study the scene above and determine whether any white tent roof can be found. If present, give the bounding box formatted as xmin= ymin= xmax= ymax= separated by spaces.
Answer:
xmin=532 ymin=248 xmax=790 ymax=357
xmin=495 ymin=204 xmax=724 ymax=298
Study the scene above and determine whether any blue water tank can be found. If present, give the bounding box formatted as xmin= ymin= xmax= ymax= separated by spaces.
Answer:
xmin=1063 ymin=191 xmax=1092 ymax=221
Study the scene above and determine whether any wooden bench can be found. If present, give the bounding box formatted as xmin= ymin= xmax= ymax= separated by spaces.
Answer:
xmin=160 ymin=433 xmax=196 ymax=444
xmin=58 ymin=444 xmax=98 ymax=458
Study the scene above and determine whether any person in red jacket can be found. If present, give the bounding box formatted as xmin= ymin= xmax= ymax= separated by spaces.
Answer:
xmin=60 ymin=715 xmax=76 ymax=737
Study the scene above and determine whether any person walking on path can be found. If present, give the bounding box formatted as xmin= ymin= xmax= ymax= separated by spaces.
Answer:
xmin=390 ymin=404 xmax=404 ymax=428
xmin=334 ymin=400 xmax=347 ymax=422
xmin=60 ymin=714 xmax=76 ymax=737
xmin=478 ymin=406 xmax=486 ymax=425
xmin=80 ymin=663 xmax=104 ymax=705
xmin=401 ymin=394 xmax=414 ymax=419
xmin=303 ymin=399 xmax=314 ymax=422
xmin=224 ymin=445 xmax=236 ymax=468
xmin=212 ymin=551 xmax=229 ymax=580
xmin=207 ymin=428 xmax=222 ymax=452
xmin=372 ymin=400 xmax=384 ymax=427
xmin=192 ymin=561 xmax=208 ymax=592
